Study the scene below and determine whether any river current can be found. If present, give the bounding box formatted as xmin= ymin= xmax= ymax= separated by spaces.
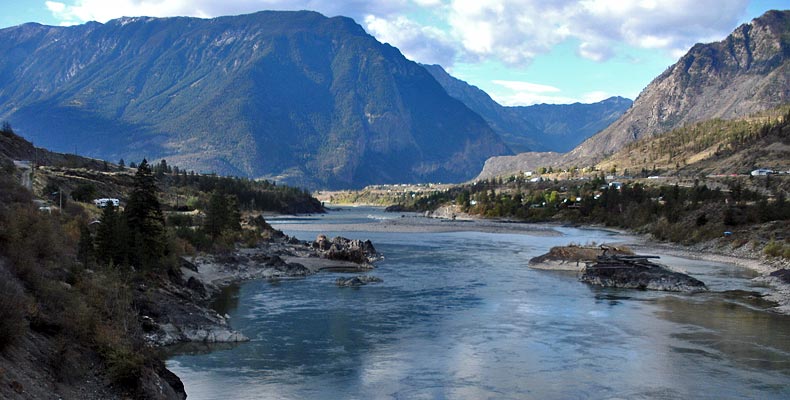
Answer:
xmin=168 ymin=207 xmax=789 ymax=399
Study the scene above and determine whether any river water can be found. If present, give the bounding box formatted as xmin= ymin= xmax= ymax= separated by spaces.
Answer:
xmin=167 ymin=207 xmax=790 ymax=399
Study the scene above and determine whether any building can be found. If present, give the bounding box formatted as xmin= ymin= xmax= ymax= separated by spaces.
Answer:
xmin=750 ymin=168 xmax=775 ymax=176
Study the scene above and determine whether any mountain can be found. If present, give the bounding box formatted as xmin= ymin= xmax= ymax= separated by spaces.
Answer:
xmin=422 ymin=64 xmax=632 ymax=153
xmin=0 ymin=11 xmax=510 ymax=189
xmin=566 ymin=9 xmax=790 ymax=161
xmin=478 ymin=9 xmax=790 ymax=179
xmin=595 ymin=105 xmax=790 ymax=178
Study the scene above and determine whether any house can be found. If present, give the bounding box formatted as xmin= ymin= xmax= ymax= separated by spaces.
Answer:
xmin=750 ymin=168 xmax=775 ymax=176
xmin=93 ymin=198 xmax=120 ymax=207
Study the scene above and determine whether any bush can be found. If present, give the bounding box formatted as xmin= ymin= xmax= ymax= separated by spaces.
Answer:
xmin=71 ymin=183 xmax=97 ymax=202
xmin=0 ymin=264 xmax=29 ymax=351
xmin=764 ymin=240 xmax=789 ymax=258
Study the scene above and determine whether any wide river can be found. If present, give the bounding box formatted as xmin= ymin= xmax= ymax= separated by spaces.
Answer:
xmin=168 ymin=207 xmax=789 ymax=399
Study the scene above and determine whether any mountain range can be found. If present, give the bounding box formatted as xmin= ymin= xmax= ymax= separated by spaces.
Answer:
xmin=479 ymin=9 xmax=790 ymax=179
xmin=422 ymin=64 xmax=632 ymax=153
xmin=0 ymin=11 xmax=514 ymax=189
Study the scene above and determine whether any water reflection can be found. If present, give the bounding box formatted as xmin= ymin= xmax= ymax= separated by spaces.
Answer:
xmin=169 ymin=207 xmax=790 ymax=400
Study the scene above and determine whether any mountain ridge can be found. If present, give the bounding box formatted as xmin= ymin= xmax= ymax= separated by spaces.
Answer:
xmin=0 ymin=11 xmax=510 ymax=189
xmin=422 ymin=64 xmax=632 ymax=153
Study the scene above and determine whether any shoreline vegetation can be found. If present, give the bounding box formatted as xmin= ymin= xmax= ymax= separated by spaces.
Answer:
xmin=0 ymin=143 xmax=365 ymax=399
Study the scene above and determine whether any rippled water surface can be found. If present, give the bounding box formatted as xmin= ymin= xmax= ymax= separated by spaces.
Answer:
xmin=168 ymin=207 xmax=790 ymax=399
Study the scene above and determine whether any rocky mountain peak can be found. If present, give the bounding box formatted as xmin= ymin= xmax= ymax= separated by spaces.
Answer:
xmin=565 ymin=9 xmax=789 ymax=162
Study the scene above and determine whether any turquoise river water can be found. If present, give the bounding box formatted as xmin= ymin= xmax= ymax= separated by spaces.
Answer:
xmin=167 ymin=207 xmax=789 ymax=399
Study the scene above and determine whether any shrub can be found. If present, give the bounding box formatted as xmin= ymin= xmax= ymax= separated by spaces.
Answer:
xmin=71 ymin=183 xmax=97 ymax=202
xmin=0 ymin=264 xmax=29 ymax=351
xmin=764 ymin=240 xmax=788 ymax=258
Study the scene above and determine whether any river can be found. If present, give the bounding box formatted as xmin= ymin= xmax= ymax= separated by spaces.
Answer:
xmin=167 ymin=207 xmax=790 ymax=399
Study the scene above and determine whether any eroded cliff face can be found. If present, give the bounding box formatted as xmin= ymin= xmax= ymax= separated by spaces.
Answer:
xmin=568 ymin=10 xmax=789 ymax=161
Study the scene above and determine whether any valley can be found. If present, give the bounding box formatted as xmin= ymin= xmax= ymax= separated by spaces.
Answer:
xmin=0 ymin=5 xmax=788 ymax=400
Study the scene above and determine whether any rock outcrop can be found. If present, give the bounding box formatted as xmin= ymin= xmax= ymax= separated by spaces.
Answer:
xmin=139 ymin=232 xmax=382 ymax=347
xmin=580 ymin=255 xmax=708 ymax=292
xmin=335 ymin=275 xmax=383 ymax=287
xmin=313 ymin=235 xmax=380 ymax=264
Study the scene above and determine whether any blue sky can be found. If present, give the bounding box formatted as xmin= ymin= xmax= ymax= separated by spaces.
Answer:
xmin=0 ymin=0 xmax=785 ymax=105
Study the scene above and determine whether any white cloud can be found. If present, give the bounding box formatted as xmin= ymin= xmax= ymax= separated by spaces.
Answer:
xmin=364 ymin=15 xmax=458 ymax=66
xmin=443 ymin=0 xmax=748 ymax=65
xmin=43 ymin=0 xmax=412 ymax=24
xmin=489 ymin=80 xmax=612 ymax=106
xmin=491 ymin=80 xmax=560 ymax=93
xmin=45 ymin=1 xmax=66 ymax=13
xmin=581 ymin=90 xmax=610 ymax=103
xmin=44 ymin=0 xmax=750 ymax=68
xmin=493 ymin=92 xmax=580 ymax=106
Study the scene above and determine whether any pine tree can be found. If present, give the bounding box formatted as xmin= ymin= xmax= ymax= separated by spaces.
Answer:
xmin=124 ymin=159 xmax=166 ymax=270
xmin=77 ymin=224 xmax=94 ymax=267
xmin=95 ymin=204 xmax=128 ymax=266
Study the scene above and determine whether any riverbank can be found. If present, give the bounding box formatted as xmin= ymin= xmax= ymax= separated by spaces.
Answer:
xmin=141 ymin=235 xmax=379 ymax=347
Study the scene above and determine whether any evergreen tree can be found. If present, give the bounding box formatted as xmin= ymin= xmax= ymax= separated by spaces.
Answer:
xmin=95 ymin=205 xmax=128 ymax=266
xmin=203 ymin=190 xmax=242 ymax=238
xmin=77 ymin=224 xmax=94 ymax=267
xmin=125 ymin=159 xmax=166 ymax=270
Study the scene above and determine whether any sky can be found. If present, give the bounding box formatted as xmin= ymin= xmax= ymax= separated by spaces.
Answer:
xmin=0 ymin=0 xmax=786 ymax=106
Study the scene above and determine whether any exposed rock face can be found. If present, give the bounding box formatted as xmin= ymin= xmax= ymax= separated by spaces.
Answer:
xmin=478 ymin=10 xmax=790 ymax=178
xmin=580 ymin=256 xmax=708 ymax=292
xmin=568 ymin=10 xmax=790 ymax=162
xmin=313 ymin=235 xmax=380 ymax=264
xmin=335 ymin=275 xmax=383 ymax=287
xmin=769 ymin=269 xmax=790 ymax=284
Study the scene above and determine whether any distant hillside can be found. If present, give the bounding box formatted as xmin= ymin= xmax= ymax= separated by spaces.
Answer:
xmin=597 ymin=105 xmax=790 ymax=177
xmin=479 ymin=9 xmax=790 ymax=179
xmin=0 ymin=122 xmax=106 ymax=170
xmin=0 ymin=11 xmax=510 ymax=189
xmin=423 ymin=64 xmax=632 ymax=153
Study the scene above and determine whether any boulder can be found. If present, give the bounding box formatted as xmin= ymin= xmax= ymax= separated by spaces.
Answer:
xmin=580 ymin=255 xmax=707 ymax=292
xmin=314 ymin=236 xmax=380 ymax=264
xmin=335 ymin=275 xmax=383 ymax=287
xmin=769 ymin=269 xmax=790 ymax=284
xmin=313 ymin=234 xmax=331 ymax=251
xmin=274 ymin=262 xmax=312 ymax=277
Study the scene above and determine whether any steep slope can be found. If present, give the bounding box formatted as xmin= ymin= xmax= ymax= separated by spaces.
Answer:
xmin=478 ymin=9 xmax=790 ymax=180
xmin=0 ymin=11 xmax=510 ymax=189
xmin=596 ymin=105 xmax=790 ymax=177
xmin=567 ymin=9 xmax=790 ymax=161
xmin=422 ymin=64 xmax=632 ymax=152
